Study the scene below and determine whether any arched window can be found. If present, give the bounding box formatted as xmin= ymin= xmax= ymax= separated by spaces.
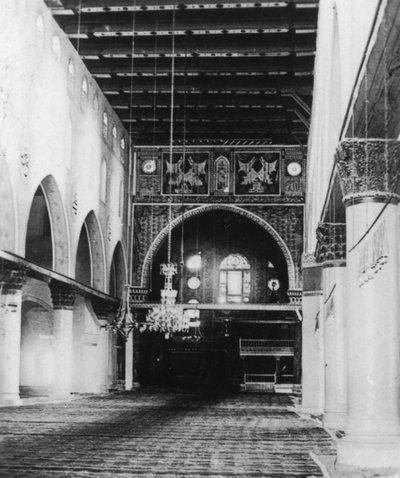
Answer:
xmin=68 ymin=59 xmax=75 ymax=92
xmin=100 ymin=157 xmax=107 ymax=202
xmin=120 ymin=137 xmax=126 ymax=164
xmin=112 ymin=125 xmax=117 ymax=150
xmin=219 ymin=253 xmax=251 ymax=303
xmin=102 ymin=112 xmax=108 ymax=140
xmin=118 ymin=180 xmax=124 ymax=217
xmin=214 ymin=156 xmax=230 ymax=193
xmin=81 ymin=77 xmax=88 ymax=104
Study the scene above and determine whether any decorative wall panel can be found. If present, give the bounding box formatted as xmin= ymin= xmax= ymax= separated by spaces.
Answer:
xmin=132 ymin=203 xmax=303 ymax=290
xmin=234 ymin=151 xmax=280 ymax=195
xmin=135 ymin=146 xmax=305 ymax=203
xmin=162 ymin=151 xmax=209 ymax=195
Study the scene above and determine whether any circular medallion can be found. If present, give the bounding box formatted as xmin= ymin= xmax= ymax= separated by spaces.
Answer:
xmin=287 ymin=161 xmax=302 ymax=177
xmin=187 ymin=277 xmax=201 ymax=290
xmin=142 ymin=159 xmax=157 ymax=174
xmin=267 ymin=278 xmax=280 ymax=291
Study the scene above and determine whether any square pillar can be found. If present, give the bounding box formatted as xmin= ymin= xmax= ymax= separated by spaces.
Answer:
xmin=49 ymin=281 xmax=75 ymax=399
xmin=0 ymin=265 xmax=26 ymax=406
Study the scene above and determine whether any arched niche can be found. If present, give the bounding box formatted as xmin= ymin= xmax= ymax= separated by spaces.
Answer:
xmin=25 ymin=185 xmax=52 ymax=268
xmin=109 ymin=241 xmax=127 ymax=298
xmin=142 ymin=204 xmax=296 ymax=292
xmin=25 ymin=175 xmax=69 ymax=274
xmin=75 ymin=211 xmax=106 ymax=291
xmin=0 ymin=152 xmax=16 ymax=251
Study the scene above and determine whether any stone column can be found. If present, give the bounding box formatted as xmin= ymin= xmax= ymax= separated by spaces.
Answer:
xmin=124 ymin=331 xmax=134 ymax=390
xmin=316 ymin=222 xmax=347 ymax=430
xmin=288 ymin=291 xmax=302 ymax=394
xmin=301 ymin=253 xmax=324 ymax=415
xmin=92 ymin=298 xmax=122 ymax=390
xmin=0 ymin=264 xmax=26 ymax=406
xmin=133 ymin=326 xmax=141 ymax=389
xmin=336 ymin=139 xmax=400 ymax=468
xmin=49 ymin=280 xmax=75 ymax=399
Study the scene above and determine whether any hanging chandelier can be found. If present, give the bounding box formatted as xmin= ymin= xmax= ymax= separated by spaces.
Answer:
xmin=139 ymin=3 xmax=191 ymax=338
xmin=140 ymin=263 xmax=190 ymax=336
xmin=102 ymin=284 xmax=137 ymax=341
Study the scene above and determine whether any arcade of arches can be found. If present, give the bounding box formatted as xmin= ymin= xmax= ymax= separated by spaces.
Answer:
xmin=2 ymin=0 xmax=400 ymax=472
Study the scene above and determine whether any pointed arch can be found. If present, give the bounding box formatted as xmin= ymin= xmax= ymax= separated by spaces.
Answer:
xmin=109 ymin=241 xmax=127 ymax=298
xmin=141 ymin=204 xmax=296 ymax=290
xmin=25 ymin=175 xmax=70 ymax=274
xmin=75 ymin=211 xmax=106 ymax=291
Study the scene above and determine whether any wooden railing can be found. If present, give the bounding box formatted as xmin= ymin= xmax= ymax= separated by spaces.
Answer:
xmin=244 ymin=373 xmax=276 ymax=384
xmin=239 ymin=339 xmax=295 ymax=356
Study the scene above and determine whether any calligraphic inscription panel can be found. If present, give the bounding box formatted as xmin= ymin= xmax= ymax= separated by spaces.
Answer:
xmin=162 ymin=152 xmax=209 ymax=195
xmin=234 ymin=151 xmax=280 ymax=195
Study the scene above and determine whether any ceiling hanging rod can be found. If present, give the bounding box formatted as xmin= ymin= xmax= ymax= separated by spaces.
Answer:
xmin=140 ymin=2 xmax=191 ymax=337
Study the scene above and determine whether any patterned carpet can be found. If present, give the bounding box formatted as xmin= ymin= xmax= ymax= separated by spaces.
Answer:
xmin=0 ymin=390 xmax=335 ymax=477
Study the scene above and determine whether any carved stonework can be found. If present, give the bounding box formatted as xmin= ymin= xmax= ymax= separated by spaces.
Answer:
xmin=335 ymin=139 xmax=400 ymax=203
xmin=130 ymin=288 xmax=149 ymax=303
xmin=316 ymin=222 xmax=346 ymax=264
xmin=0 ymin=262 xmax=26 ymax=293
xmin=134 ymin=146 xmax=305 ymax=203
xmin=358 ymin=219 xmax=389 ymax=287
xmin=19 ymin=150 xmax=30 ymax=179
xmin=134 ymin=204 xmax=301 ymax=290
xmin=301 ymin=253 xmax=316 ymax=268
xmin=133 ymin=194 xmax=304 ymax=205
xmin=287 ymin=290 xmax=302 ymax=305
xmin=49 ymin=280 xmax=75 ymax=310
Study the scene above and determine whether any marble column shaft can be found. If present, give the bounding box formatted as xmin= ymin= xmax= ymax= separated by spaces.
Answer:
xmin=316 ymin=222 xmax=347 ymax=430
xmin=301 ymin=253 xmax=324 ymax=415
xmin=335 ymin=139 xmax=400 ymax=468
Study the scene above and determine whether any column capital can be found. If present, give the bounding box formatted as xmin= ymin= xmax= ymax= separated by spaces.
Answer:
xmin=335 ymin=139 xmax=400 ymax=205
xmin=49 ymin=280 xmax=75 ymax=310
xmin=301 ymin=253 xmax=317 ymax=269
xmin=92 ymin=297 xmax=118 ymax=322
xmin=0 ymin=262 xmax=26 ymax=293
xmin=316 ymin=222 xmax=346 ymax=266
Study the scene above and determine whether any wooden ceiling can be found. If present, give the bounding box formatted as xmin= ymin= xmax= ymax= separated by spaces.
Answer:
xmin=48 ymin=0 xmax=318 ymax=145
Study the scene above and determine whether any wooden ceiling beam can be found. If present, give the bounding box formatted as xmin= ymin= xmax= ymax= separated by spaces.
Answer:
xmin=62 ymin=20 xmax=317 ymax=37
xmin=57 ymin=0 xmax=318 ymax=13
xmin=97 ymin=75 xmax=312 ymax=91
xmin=50 ymin=0 xmax=317 ymax=145
xmin=126 ymin=123 xmax=306 ymax=133
xmin=87 ymin=57 xmax=314 ymax=76
xmin=132 ymin=131 xmax=307 ymax=144
xmin=118 ymin=109 xmax=296 ymax=120
xmin=77 ymin=37 xmax=315 ymax=58
xmin=109 ymin=92 xmax=312 ymax=107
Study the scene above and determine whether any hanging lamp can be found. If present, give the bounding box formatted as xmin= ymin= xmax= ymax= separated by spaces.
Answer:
xmin=102 ymin=0 xmax=138 ymax=341
xmin=140 ymin=3 xmax=190 ymax=337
